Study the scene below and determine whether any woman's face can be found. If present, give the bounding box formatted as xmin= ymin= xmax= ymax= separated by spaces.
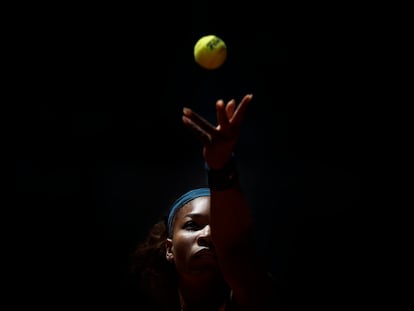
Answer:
xmin=165 ymin=196 xmax=219 ymax=278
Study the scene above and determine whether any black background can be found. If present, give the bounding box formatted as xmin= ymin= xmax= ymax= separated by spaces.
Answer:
xmin=14 ymin=2 xmax=375 ymax=310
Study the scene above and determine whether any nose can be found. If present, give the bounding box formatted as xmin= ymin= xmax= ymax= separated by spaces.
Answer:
xmin=197 ymin=225 xmax=212 ymax=247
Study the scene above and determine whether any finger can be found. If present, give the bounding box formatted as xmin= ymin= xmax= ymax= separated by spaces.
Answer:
xmin=183 ymin=107 xmax=217 ymax=135
xmin=216 ymin=99 xmax=231 ymax=132
xmin=225 ymin=99 xmax=236 ymax=120
xmin=182 ymin=115 xmax=212 ymax=145
xmin=231 ymin=94 xmax=253 ymax=127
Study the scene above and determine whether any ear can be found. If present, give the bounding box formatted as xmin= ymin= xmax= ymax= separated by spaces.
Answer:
xmin=165 ymin=238 xmax=174 ymax=262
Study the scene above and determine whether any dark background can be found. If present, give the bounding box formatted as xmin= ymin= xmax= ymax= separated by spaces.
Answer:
xmin=14 ymin=2 xmax=374 ymax=310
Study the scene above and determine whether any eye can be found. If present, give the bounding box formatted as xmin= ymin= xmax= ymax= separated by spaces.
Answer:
xmin=183 ymin=221 xmax=200 ymax=230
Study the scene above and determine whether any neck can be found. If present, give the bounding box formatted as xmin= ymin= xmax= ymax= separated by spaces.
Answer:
xmin=178 ymin=277 xmax=228 ymax=311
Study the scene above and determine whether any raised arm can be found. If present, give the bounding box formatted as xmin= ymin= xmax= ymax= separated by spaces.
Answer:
xmin=182 ymin=94 xmax=273 ymax=309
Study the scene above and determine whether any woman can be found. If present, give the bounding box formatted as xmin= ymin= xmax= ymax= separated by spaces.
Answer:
xmin=131 ymin=94 xmax=275 ymax=310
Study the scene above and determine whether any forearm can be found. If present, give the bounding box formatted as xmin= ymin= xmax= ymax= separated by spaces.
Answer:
xmin=207 ymin=157 xmax=256 ymax=251
xmin=210 ymin=184 xmax=255 ymax=250
xmin=210 ymin=184 xmax=270 ymax=309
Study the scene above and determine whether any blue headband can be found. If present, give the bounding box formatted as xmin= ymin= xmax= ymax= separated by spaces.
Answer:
xmin=167 ymin=188 xmax=210 ymax=236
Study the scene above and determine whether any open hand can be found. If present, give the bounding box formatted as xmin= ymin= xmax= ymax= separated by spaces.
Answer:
xmin=182 ymin=94 xmax=253 ymax=169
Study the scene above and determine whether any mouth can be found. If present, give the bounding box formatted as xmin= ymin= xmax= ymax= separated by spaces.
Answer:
xmin=195 ymin=248 xmax=216 ymax=258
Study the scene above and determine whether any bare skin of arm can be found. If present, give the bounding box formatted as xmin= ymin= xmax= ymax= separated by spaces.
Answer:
xmin=182 ymin=94 xmax=272 ymax=309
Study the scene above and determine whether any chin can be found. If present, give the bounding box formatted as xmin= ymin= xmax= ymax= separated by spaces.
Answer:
xmin=190 ymin=263 xmax=221 ymax=276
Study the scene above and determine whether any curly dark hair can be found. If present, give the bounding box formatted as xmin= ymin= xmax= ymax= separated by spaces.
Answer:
xmin=129 ymin=216 xmax=181 ymax=310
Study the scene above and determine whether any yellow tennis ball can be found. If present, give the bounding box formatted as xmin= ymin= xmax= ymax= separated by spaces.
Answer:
xmin=194 ymin=35 xmax=227 ymax=70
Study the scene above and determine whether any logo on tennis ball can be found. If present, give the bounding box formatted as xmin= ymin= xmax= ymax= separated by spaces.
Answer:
xmin=194 ymin=35 xmax=227 ymax=70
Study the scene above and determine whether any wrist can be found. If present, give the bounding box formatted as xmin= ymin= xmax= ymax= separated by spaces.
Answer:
xmin=205 ymin=155 xmax=238 ymax=191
